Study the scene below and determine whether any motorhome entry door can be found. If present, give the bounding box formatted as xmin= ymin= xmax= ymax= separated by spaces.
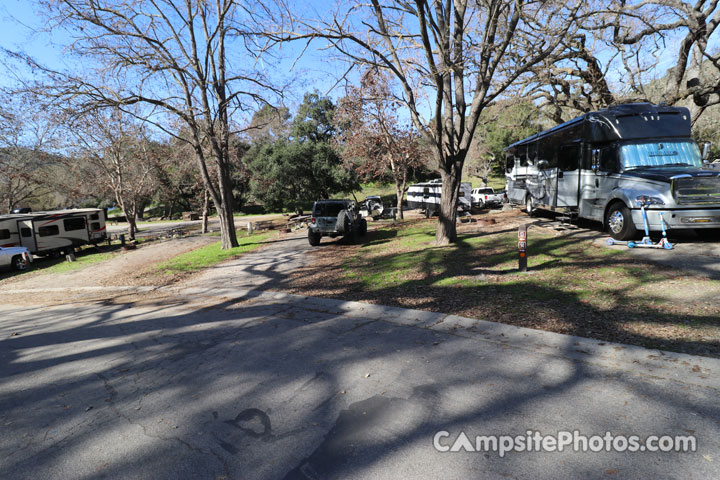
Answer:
xmin=18 ymin=219 xmax=36 ymax=252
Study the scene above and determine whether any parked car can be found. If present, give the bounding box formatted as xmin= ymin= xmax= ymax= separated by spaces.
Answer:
xmin=359 ymin=196 xmax=384 ymax=220
xmin=471 ymin=187 xmax=505 ymax=208
xmin=308 ymin=199 xmax=367 ymax=246
xmin=358 ymin=196 xmax=397 ymax=221
xmin=0 ymin=245 xmax=33 ymax=271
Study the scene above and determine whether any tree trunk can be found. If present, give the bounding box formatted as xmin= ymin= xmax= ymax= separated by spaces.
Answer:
xmin=126 ymin=215 xmax=137 ymax=240
xmin=216 ymin=165 xmax=238 ymax=249
xmin=394 ymin=170 xmax=407 ymax=220
xmin=201 ymin=189 xmax=209 ymax=234
xmin=395 ymin=184 xmax=404 ymax=220
xmin=135 ymin=199 xmax=147 ymax=220
xmin=192 ymin=147 xmax=238 ymax=249
xmin=436 ymin=167 xmax=461 ymax=245
xmin=216 ymin=205 xmax=236 ymax=248
xmin=115 ymin=195 xmax=137 ymax=240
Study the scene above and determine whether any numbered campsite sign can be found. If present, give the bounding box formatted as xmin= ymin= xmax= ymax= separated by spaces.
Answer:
xmin=518 ymin=225 xmax=528 ymax=272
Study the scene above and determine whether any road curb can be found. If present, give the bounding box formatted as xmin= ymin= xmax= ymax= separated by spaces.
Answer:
xmin=169 ymin=286 xmax=720 ymax=391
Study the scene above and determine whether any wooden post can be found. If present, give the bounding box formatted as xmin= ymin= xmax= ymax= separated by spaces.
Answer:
xmin=518 ymin=224 xmax=528 ymax=272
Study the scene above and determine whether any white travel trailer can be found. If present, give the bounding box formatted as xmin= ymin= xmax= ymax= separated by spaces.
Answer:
xmin=0 ymin=208 xmax=107 ymax=256
xmin=406 ymin=179 xmax=472 ymax=218
xmin=505 ymin=103 xmax=720 ymax=240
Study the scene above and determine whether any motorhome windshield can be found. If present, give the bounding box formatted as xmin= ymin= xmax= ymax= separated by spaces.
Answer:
xmin=619 ymin=140 xmax=702 ymax=170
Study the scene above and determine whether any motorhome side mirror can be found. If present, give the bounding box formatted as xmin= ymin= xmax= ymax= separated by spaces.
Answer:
xmin=702 ymin=142 xmax=712 ymax=163
xmin=537 ymin=160 xmax=549 ymax=169
xmin=591 ymin=149 xmax=600 ymax=173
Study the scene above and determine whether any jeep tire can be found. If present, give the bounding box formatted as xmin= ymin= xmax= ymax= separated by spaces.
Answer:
xmin=308 ymin=229 xmax=321 ymax=246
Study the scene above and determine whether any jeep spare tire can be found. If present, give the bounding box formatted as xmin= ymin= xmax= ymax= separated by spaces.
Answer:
xmin=336 ymin=210 xmax=351 ymax=234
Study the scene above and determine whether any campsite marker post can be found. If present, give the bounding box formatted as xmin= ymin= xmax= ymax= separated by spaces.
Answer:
xmin=518 ymin=225 xmax=528 ymax=272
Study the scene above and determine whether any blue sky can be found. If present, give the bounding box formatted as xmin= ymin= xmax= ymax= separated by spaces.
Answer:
xmin=0 ymin=1 xmax=71 ymax=77
xmin=0 ymin=0 xmax=351 ymax=114
xmin=0 ymin=1 xmax=706 ymax=122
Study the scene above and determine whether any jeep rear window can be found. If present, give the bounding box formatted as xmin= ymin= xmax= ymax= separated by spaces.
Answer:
xmin=314 ymin=203 xmax=345 ymax=217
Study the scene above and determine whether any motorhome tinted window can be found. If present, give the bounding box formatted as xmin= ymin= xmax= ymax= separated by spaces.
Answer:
xmin=0 ymin=229 xmax=9 ymax=240
xmin=21 ymin=228 xmax=31 ymax=237
xmin=528 ymin=142 xmax=538 ymax=163
xmin=91 ymin=213 xmax=100 ymax=220
xmin=64 ymin=217 xmax=86 ymax=231
xmin=539 ymin=141 xmax=557 ymax=168
xmin=39 ymin=225 xmax=59 ymax=237
xmin=506 ymin=156 xmax=515 ymax=173
xmin=91 ymin=222 xmax=101 ymax=231
xmin=600 ymin=148 xmax=618 ymax=172
xmin=620 ymin=141 xmax=702 ymax=169
xmin=558 ymin=145 xmax=579 ymax=171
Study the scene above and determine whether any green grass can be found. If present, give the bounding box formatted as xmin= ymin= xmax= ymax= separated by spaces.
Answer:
xmin=356 ymin=182 xmax=397 ymax=200
xmin=154 ymin=232 xmax=270 ymax=273
xmin=317 ymin=219 xmax=720 ymax=356
xmin=346 ymin=220 xmax=706 ymax=310
xmin=42 ymin=252 xmax=114 ymax=274
xmin=0 ymin=247 xmax=115 ymax=281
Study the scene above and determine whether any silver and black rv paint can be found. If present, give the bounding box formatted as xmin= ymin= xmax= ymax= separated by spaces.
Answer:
xmin=407 ymin=179 xmax=472 ymax=217
xmin=0 ymin=208 xmax=107 ymax=256
xmin=504 ymin=103 xmax=720 ymax=240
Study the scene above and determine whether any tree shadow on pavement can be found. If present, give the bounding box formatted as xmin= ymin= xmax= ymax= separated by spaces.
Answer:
xmin=1 ymin=292 xmax=717 ymax=479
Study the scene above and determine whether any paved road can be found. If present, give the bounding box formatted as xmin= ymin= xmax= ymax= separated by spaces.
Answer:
xmin=1 ymin=234 xmax=719 ymax=479
xmin=106 ymin=215 xmax=281 ymax=239
xmin=107 ymin=219 xmax=208 ymax=238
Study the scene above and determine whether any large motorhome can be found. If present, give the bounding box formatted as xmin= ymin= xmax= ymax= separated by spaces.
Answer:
xmin=505 ymin=103 xmax=720 ymax=240
xmin=0 ymin=208 xmax=107 ymax=256
xmin=406 ymin=179 xmax=472 ymax=217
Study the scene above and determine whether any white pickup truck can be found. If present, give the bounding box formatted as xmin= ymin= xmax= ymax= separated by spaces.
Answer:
xmin=0 ymin=246 xmax=33 ymax=271
xmin=471 ymin=187 xmax=506 ymax=208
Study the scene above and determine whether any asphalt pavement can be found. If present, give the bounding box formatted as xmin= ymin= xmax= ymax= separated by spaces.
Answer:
xmin=1 ymin=233 xmax=719 ymax=479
